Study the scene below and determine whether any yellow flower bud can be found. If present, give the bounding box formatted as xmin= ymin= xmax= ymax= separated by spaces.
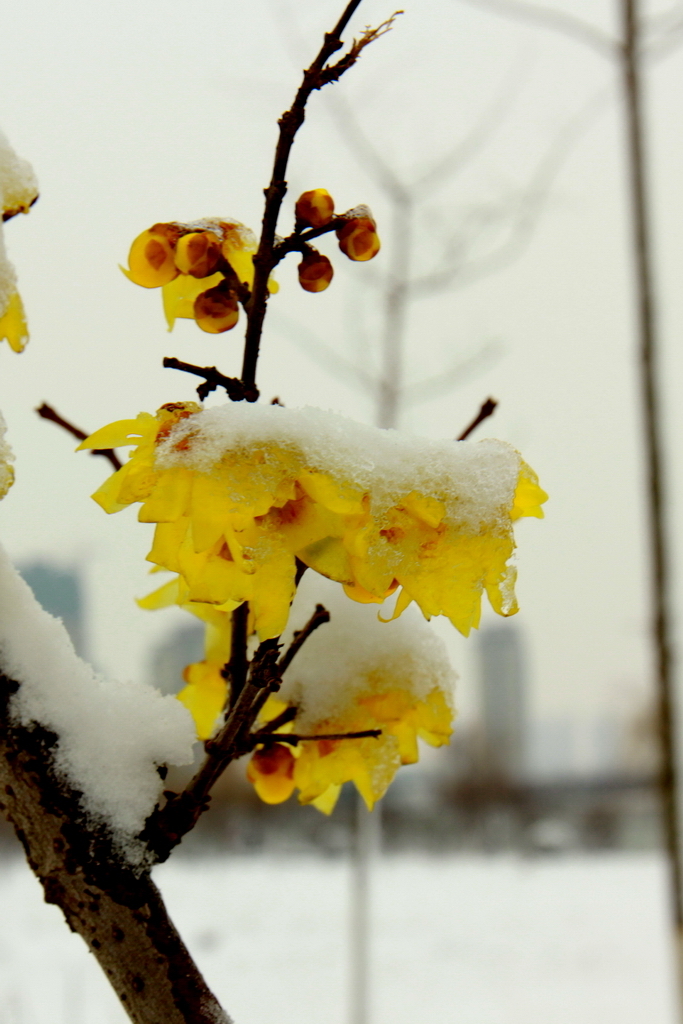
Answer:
xmin=337 ymin=217 xmax=380 ymax=262
xmin=174 ymin=231 xmax=222 ymax=278
xmin=297 ymin=252 xmax=334 ymax=293
xmin=295 ymin=188 xmax=335 ymax=229
xmin=193 ymin=282 xmax=239 ymax=334
xmin=247 ymin=744 xmax=296 ymax=804
xmin=124 ymin=224 xmax=180 ymax=288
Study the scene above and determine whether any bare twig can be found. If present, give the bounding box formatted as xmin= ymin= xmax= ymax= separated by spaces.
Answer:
xmin=254 ymin=729 xmax=381 ymax=747
xmin=278 ymin=603 xmax=330 ymax=674
xmin=453 ymin=0 xmax=616 ymax=58
xmin=457 ymin=397 xmax=498 ymax=440
xmin=36 ymin=403 xmax=122 ymax=472
xmin=162 ymin=357 xmax=258 ymax=402
xmin=225 ymin=603 xmax=250 ymax=707
xmin=241 ymin=0 xmax=398 ymax=391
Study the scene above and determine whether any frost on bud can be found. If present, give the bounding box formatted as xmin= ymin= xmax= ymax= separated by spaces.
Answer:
xmin=295 ymin=188 xmax=335 ymax=229
xmin=337 ymin=215 xmax=380 ymax=262
xmin=298 ymin=252 xmax=334 ymax=293
xmin=174 ymin=231 xmax=222 ymax=279
xmin=247 ymin=745 xmax=296 ymax=804
xmin=193 ymin=280 xmax=239 ymax=333
xmin=124 ymin=225 xmax=180 ymax=288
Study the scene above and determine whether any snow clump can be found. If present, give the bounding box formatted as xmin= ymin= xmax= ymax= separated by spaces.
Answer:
xmin=0 ymin=545 xmax=195 ymax=845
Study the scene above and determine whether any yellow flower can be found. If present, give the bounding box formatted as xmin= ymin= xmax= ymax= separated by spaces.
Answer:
xmin=122 ymin=218 xmax=278 ymax=333
xmin=295 ymin=189 xmax=335 ymax=229
xmin=79 ymin=404 xmax=547 ymax=642
xmin=298 ymin=252 xmax=334 ymax=293
xmin=337 ymin=212 xmax=380 ymax=262
xmin=0 ymin=129 xmax=39 ymax=353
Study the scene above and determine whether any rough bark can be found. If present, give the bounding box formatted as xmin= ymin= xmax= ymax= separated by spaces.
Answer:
xmin=0 ymin=674 xmax=229 ymax=1024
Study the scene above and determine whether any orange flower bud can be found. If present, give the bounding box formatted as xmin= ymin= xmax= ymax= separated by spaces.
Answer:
xmin=193 ymin=282 xmax=239 ymax=334
xmin=298 ymin=252 xmax=334 ymax=293
xmin=295 ymin=188 xmax=335 ymax=229
xmin=337 ymin=216 xmax=380 ymax=262
xmin=124 ymin=225 xmax=180 ymax=288
xmin=247 ymin=744 xmax=296 ymax=804
xmin=174 ymin=231 xmax=222 ymax=278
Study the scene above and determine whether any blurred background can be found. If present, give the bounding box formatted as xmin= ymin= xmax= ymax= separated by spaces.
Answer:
xmin=0 ymin=0 xmax=681 ymax=1020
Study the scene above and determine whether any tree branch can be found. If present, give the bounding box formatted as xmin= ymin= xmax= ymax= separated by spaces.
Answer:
xmin=278 ymin=603 xmax=330 ymax=674
xmin=162 ymin=358 xmax=258 ymax=403
xmin=254 ymin=728 xmax=381 ymax=747
xmin=240 ymin=1 xmax=398 ymax=392
xmin=0 ymin=673 xmax=228 ymax=1024
xmin=36 ymin=403 xmax=122 ymax=472
xmin=457 ymin=397 xmax=498 ymax=440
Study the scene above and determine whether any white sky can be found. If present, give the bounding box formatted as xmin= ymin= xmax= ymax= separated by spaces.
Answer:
xmin=0 ymin=0 xmax=680 ymax=771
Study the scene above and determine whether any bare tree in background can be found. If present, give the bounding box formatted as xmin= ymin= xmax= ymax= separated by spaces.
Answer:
xmin=272 ymin=57 xmax=608 ymax=1024
xmin=454 ymin=0 xmax=683 ymax=1012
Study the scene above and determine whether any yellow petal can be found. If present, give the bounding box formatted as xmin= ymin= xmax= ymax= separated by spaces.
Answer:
xmin=136 ymin=577 xmax=181 ymax=610
xmin=0 ymin=291 xmax=28 ymax=353
xmin=177 ymin=661 xmax=227 ymax=740
xmin=511 ymin=460 xmax=548 ymax=521
xmin=161 ymin=271 xmax=223 ymax=330
xmin=77 ymin=413 xmax=157 ymax=451
xmin=310 ymin=785 xmax=342 ymax=815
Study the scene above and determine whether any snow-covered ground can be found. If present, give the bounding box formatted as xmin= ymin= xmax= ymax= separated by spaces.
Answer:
xmin=0 ymin=852 xmax=676 ymax=1024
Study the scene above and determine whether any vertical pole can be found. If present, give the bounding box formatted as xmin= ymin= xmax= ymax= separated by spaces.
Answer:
xmin=377 ymin=196 xmax=412 ymax=429
xmin=349 ymin=798 xmax=382 ymax=1024
xmin=349 ymin=194 xmax=411 ymax=1024
xmin=619 ymin=0 xmax=683 ymax=989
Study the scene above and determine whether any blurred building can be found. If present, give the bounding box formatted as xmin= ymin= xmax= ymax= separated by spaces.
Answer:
xmin=19 ymin=561 xmax=87 ymax=658
xmin=148 ymin=621 xmax=204 ymax=696
xmin=478 ymin=623 xmax=527 ymax=784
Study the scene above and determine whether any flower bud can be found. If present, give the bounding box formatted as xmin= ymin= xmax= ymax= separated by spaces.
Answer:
xmin=337 ymin=216 xmax=380 ymax=262
xmin=298 ymin=252 xmax=334 ymax=293
xmin=174 ymin=231 xmax=222 ymax=278
xmin=193 ymin=281 xmax=239 ymax=333
xmin=124 ymin=225 xmax=180 ymax=287
xmin=247 ymin=744 xmax=296 ymax=804
xmin=295 ymin=188 xmax=335 ymax=229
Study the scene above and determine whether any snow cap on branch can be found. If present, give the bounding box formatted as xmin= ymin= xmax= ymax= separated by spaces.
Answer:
xmin=0 ymin=545 xmax=195 ymax=843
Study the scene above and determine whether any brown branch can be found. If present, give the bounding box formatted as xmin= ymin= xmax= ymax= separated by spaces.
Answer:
xmin=278 ymin=603 xmax=330 ymax=675
xmin=36 ymin=403 xmax=122 ymax=472
xmin=145 ymin=639 xmax=283 ymax=859
xmin=224 ymin=602 xmax=250 ymax=706
xmin=0 ymin=674 xmax=227 ymax=1024
xmin=255 ymin=728 xmax=381 ymax=747
xmin=457 ymin=397 xmax=498 ymax=440
xmin=240 ymin=1 xmax=397 ymax=392
xmin=254 ymin=705 xmax=298 ymax=735
xmin=162 ymin=357 xmax=258 ymax=402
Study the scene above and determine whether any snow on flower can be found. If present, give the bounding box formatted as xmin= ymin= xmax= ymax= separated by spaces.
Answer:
xmin=79 ymin=402 xmax=547 ymax=641
xmin=0 ymin=129 xmax=38 ymax=353
xmin=247 ymin=575 xmax=456 ymax=813
xmin=0 ymin=545 xmax=195 ymax=848
xmin=0 ymin=411 xmax=15 ymax=499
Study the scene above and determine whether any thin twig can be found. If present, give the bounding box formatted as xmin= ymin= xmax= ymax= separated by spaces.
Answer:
xmin=253 ymin=706 xmax=298 ymax=736
xmin=162 ymin=357 xmax=258 ymax=402
xmin=254 ymin=729 xmax=381 ymax=748
xmin=240 ymin=1 xmax=398 ymax=391
xmin=457 ymin=397 xmax=498 ymax=440
xmin=36 ymin=403 xmax=122 ymax=472
xmin=225 ymin=603 xmax=250 ymax=707
xmin=453 ymin=0 xmax=616 ymax=58
xmin=278 ymin=604 xmax=330 ymax=675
